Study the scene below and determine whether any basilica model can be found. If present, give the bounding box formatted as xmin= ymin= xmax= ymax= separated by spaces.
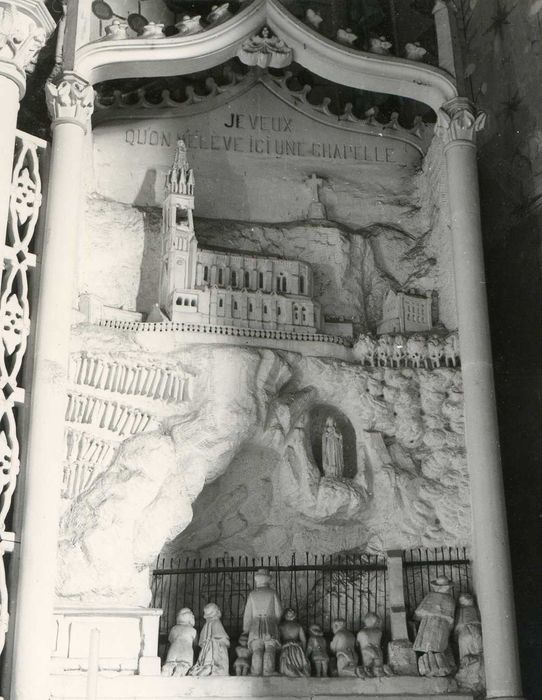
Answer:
xmin=156 ymin=140 xmax=321 ymax=333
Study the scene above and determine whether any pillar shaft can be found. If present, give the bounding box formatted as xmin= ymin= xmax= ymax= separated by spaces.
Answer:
xmin=442 ymin=98 xmax=524 ymax=699
xmin=10 ymin=73 xmax=93 ymax=700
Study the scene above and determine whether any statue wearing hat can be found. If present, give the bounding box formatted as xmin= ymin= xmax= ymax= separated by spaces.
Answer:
xmin=413 ymin=575 xmax=457 ymax=677
xmin=242 ymin=568 xmax=282 ymax=676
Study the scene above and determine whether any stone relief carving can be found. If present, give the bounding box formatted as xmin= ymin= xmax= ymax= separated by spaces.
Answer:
xmin=405 ymin=42 xmax=427 ymax=62
xmin=161 ymin=607 xmax=197 ymax=676
xmin=304 ymin=9 xmax=323 ymax=32
xmin=322 ymin=416 xmax=344 ymax=478
xmin=357 ymin=613 xmax=392 ymax=677
xmin=242 ymin=568 xmax=282 ymax=676
xmin=206 ymin=3 xmax=232 ymax=28
xmin=413 ymin=575 xmax=457 ymax=677
xmin=175 ymin=14 xmax=202 ymax=37
xmin=189 ymin=602 xmax=230 ymax=676
xmin=233 ymin=632 xmax=250 ymax=676
xmin=336 ymin=28 xmax=357 ymax=46
xmin=279 ymin=608 xmax=310 ymax=677
xmin=369 ymin=36 xmax=392 ymax=55
xmin=439 ymin=98 xmax=487 ymax=146
xmin=306 ymin=624 xmax=329 ymax=677
xmin=0 ymin=2 xmax=47 ymax=73
xmin=45 ymin=72 xmax=95 ymax=128
xmin=103 ymin=19 xmax=129 ymax=41
xmin=454 ymin=593 xmax=485 ymax=694
xmin=237 ymin=27 xmax=293 ymax=69
xmin=330 ymin=619 xmax=362 ymax=677
xmin=140 ymin=22 xmax=164 ymax=39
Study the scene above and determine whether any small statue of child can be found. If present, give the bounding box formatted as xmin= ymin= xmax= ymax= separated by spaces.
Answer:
xmin=234 ymin=632 xmax=251 ymax=676
xmin=306 ymin=624 xmax=329 ymax=677
xmin=356 ymin=613 xmax=391 ymax=677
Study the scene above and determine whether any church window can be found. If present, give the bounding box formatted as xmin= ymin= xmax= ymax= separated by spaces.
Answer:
xmin=302 ymin=306 xmax=307 ymax=323
xmin=176 ymin=297 xmax=183 ymax=305
xmin=191 ymin=299 xmax=197 ymax=307
xmin=219 ymin=298 xmax=224 ymax=308
xmin=259 ymin=272 xmax=264 ymax=289
xmin=276 ymin=277 xmax=281 ymax=292
xmin=231 ymin=271 xmax=237 ymax=287
xmin=244 ymin=271 xmax=250 ymax=288
xmin=299 ymin=276 xmax=305 ymax=294
xmin=184 ymin=298 xmax=190 ymax=306
xmin=264 ymin=305 xmax=268 ymax=315
xmin=249 ymin=303 xmax=253 ymax=313
xmin=234 ymin=301 xmax=238 ymax=310
xmin=218 ymin=268 xmax=223 ymax=285
xmin=278 ymin=306 xmax=282 ymax=316
xmin=282 ymin=276 xmax=287 ymax=293
xmin=203 ymin=266 xmax=209 ymax=282
xmin=294 ymin=306 xmax=299 ymax=322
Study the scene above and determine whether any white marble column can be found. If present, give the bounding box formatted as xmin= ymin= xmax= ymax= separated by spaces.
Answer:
xmin=441 ymin=96 xmax=524 ymax=700
xmin=0 ymin=0 xmax=53 ymax=246
xmin=10 ymin=72 xmax=94 ymax=700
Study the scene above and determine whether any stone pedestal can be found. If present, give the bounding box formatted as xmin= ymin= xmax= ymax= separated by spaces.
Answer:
xmin=388 ymin=639 xmax=418 ymax=677
xmin=52 ymin=607 xmax=162 ymax=676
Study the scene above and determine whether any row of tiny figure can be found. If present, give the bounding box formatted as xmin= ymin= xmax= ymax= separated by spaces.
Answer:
xmin=72 ymin=353 xmax=188 ymax=404
xmin=162 ymin=569 xmax=483 ymax=684
xmin=65 ymin=393 xmax=154 ymax=436
xmin=353 ymin=332 xmax=460 ymax=369
xmin=162 ymin=605 xmax=389 ymax=679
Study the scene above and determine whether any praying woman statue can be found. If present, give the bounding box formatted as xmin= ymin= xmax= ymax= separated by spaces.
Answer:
xmin=322 ymin=416 xmax=344 ymax=477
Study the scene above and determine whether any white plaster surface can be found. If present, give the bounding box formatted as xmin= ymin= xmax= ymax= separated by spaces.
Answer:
xmin=50 ymin=674 xmax=473 ymax=699
xmin=57 ymin=324 xmax=469 ymax=606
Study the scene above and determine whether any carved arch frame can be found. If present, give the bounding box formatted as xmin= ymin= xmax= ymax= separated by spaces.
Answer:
xmin=71 ymin=0 xmax=458 ymax=111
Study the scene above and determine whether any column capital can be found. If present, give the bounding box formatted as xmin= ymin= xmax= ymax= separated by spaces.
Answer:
xmin=0 ymin=0 xmax=56 ymax=98
xmin=45 ymin=72 xmax=95 ymax=133
xmin=439 ymin=97 xmax=487 ymax=148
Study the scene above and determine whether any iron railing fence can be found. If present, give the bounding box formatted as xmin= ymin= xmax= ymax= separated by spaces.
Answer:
xmin=151 ymin=553 xmax=387 ymax=660
xmin=402 ymin=546 xmax=472 ymax=619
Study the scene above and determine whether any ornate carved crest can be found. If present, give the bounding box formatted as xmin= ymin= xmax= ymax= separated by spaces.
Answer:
xmin=237 ymin=27 xmax=293 ymax=69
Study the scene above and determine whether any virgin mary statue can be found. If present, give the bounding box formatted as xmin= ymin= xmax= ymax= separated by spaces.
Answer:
xmin=322 ymin=416 xmax=344 ymax=477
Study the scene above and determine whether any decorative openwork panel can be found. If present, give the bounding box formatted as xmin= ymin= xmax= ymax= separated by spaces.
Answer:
xmin=0 ymin=130 xmax=47 ymax=655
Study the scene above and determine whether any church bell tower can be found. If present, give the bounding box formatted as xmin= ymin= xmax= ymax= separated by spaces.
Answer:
xmin=159 ymin=139 xmax=198 ymax=319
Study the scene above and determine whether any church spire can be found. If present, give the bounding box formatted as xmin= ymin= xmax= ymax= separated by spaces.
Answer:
xmin=166 ymin=139 xmax=194 ymax=196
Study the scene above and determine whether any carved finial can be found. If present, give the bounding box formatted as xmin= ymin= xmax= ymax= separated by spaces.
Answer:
xmin=45 ymin=72 xmax=94 ymax=132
